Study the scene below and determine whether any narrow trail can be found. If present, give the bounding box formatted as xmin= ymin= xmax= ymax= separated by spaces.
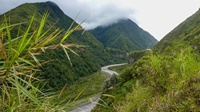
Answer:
xmin=68 ymin=63 xmax=127 ymax=112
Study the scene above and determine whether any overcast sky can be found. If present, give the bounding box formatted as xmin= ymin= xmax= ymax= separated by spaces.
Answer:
xmin=0 ymin=0 xmax=200 ymax=40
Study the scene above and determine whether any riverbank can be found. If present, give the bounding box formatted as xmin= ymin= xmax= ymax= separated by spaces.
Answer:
xmin=67 ymin=63 xmax=127 ymax=112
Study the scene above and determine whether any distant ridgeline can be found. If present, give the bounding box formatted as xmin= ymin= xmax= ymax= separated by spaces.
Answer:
xmin=89 ymin=19 xmax=158 ymax=52
xmin=0 ymin=1 xmax=114 ymax=88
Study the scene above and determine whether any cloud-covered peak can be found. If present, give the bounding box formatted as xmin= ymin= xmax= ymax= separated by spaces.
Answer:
xmin=57 ymin=0 xmax=136 ymax=30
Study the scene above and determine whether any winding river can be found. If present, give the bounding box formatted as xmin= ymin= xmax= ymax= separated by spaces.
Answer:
xmin=68 ymin=63 xmax=127 ymax=112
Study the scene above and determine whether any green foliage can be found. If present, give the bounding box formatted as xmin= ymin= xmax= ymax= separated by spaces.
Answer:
xmin=89 ymin=19 xmax=158 ymax=52
xmin=128 ymin=50 xmax=151 ymax=63
xmin=57 ymin=71 xmax=110 ymax=111
xmin=94 ymin=48 xmax=200 ymax=111
xmin=103 ymin=74 xmax=119 ymax=92
xmin=0 ymin=11 xmax=82 ymax=111
xmin=105 ymin=47 xmax=128 ymax=63
xmin=94 ymin=8 xmax=200 ymax=112
xmin=0 ymin=1 xmax=113 ymax=89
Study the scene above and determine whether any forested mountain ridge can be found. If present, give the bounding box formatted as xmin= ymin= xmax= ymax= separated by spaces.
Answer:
xmin=89 ymin=19 xmax=158 ymax=52
xmin=0 ymin=1 xmax=112 ymax=88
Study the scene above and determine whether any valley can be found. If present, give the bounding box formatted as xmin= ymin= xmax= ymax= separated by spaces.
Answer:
xmin=93 ymin=8 xmax=200 ymax=112
xmin=68 ymin=63 xmax=126 ymax=112
xmin=1 ymin=1 xmax=199 ymax=112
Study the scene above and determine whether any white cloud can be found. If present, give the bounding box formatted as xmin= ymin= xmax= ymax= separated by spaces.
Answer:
xmin=54 ymin=0 xmax=136 ymax=29
xmin=130 ymin=0 xmax=200 ymax=40
xmin=0 ymin=0 xmax=199 ymax=40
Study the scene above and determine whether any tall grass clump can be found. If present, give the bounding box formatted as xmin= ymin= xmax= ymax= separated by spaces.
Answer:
xmin=116 ymin=48 xmax=200 ymax=111
xmin=0 ymin=13 xmax=82 ymax=111
xmin=95 ymin=48 xmax=200 ymax=112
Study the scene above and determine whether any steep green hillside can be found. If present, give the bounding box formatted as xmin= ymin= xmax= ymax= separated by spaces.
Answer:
xmin=89 ymin=19 xmax=158 ymax=52
xmin=154 ymin=8 xmax=200 ymax=54
xmin=0 ymin=1 xmax=112 ymax=88
xmin=93 ymin=9 xmax=200 ymax=112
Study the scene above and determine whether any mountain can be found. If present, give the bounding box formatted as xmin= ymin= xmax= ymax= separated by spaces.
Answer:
xmin=154 ymin=8 xmax=200 ymax=54
xmin=89 ymin=19 xmax=158 ymax=52
xmin=93 ymin=9 xmax=200 ymax=111
xmin=0 ymin=1 xmax=113 ymax=88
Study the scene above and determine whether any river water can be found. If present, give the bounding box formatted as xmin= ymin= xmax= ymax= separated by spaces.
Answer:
xmin=68 ymin=63 xmax=127 ymax=112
